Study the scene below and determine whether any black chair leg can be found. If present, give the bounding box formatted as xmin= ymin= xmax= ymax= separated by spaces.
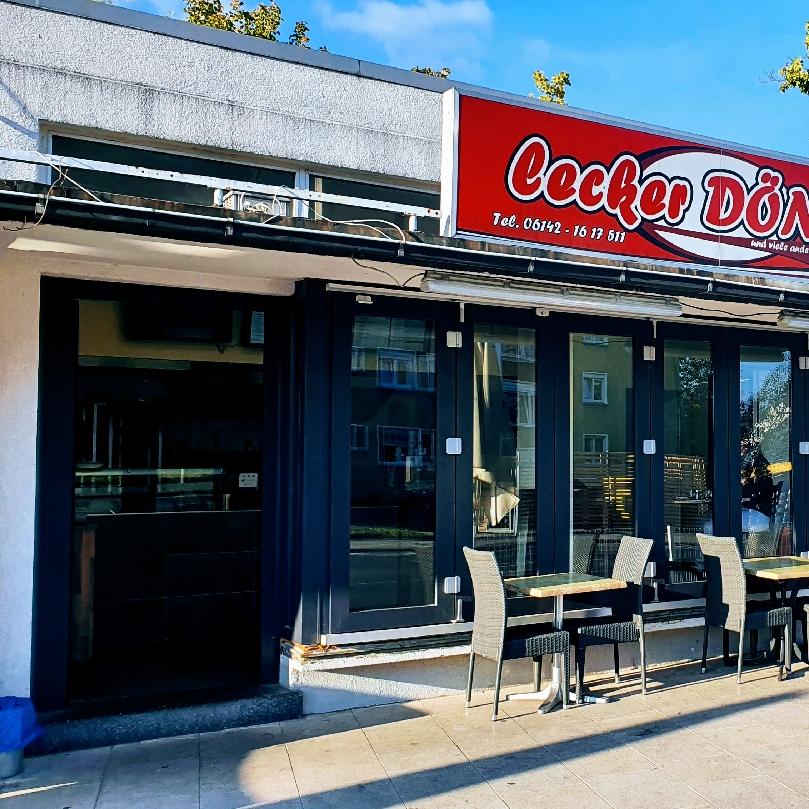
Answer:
xmin=701 ymin=621 xmax=710 ymax=674
xmin=778 ymin=626 xmax=786 ymax=681
xmin=613 ymin=644 xmax=620 ymax=684
xmin=801 ymin=612 xmax=808 ymax=663
xmin=465 ymin=652 xmax=475 ymax=707
xmin=750 ymin=629 xmax=758 ymax=658
xmin=492 ymin=656 xmax=504 ymax=721
xmin=723 ymin=628 xmax=731 ymax=666
xmin=576 ymin=644 xmax=586 ymax=705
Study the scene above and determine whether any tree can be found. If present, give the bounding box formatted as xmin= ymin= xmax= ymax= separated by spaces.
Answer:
xmin=531 ymin=70 xmax=571 ymax=104
xmin=411 ymin=66 xmax=452 ymax=79
xmin=777 ymin=22 xmax=809 ymax=94
xmin=184 ymin=0 xmax=311 ymax=46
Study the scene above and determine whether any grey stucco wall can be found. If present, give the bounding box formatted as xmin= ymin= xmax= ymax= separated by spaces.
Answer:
xmin=0 ymin=0 xmax=442 ymax=182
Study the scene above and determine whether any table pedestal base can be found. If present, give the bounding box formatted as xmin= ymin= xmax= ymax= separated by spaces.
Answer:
xmin=506 ymin=678 xmax=566 ymax=713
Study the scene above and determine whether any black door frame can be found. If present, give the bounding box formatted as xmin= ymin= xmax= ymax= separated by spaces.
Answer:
xmin=33 ymin=277 xmax=287 ymax=712
xmin=327 ymin=292 xmax=459 ymax=633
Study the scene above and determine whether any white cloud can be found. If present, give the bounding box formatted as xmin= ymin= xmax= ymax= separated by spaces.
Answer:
xmin=318 ymin=0 xmax=493 ymax=77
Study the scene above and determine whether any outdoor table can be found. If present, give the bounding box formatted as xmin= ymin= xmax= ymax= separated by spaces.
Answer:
xmin=504 ymin=572 xmax=627 ymax=713
xmin=744 ymin=556 xmax=809 ymax=661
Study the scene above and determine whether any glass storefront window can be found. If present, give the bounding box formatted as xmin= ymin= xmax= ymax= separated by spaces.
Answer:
xmin=349 ymin=317 xmax=437 ymax=611
xmin=663 ymin=340 xmax=713 ymax=581
xmin=471 ymin=325 xmax=536 ymax=578
xmin=570 ymin=333 xmax=634 ymax=576
xmin=740 ymin=346 xmax=792 ymax=556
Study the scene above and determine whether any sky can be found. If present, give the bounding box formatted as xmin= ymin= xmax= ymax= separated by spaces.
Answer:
xmin=125 ymin=0 xmax=809 ymax=157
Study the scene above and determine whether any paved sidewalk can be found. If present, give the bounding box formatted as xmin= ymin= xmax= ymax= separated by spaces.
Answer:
xmin=4 ymin=660 xmax=809 ymax=809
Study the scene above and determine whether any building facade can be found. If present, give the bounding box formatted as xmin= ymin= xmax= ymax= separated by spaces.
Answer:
xmin=2 ymin=0 xmax=809 ymax=723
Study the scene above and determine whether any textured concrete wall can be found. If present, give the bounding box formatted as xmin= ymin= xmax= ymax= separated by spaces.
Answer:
xmin=0 ymin=259 xmax=40 ymax=696
xmin=0 ymin=1 xmax=441 ymax=184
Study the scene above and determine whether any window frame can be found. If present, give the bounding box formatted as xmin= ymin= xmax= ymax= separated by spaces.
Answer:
xmin=582 ymin=371 xmax=609 ymax=405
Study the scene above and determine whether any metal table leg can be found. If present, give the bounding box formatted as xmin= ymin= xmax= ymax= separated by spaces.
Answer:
xmin=506 ymin=594 xmax=566 ymax=713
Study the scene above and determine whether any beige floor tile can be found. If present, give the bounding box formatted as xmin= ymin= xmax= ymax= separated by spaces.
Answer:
xmin=730 ymin=741 xmax=809 ymax=795
xmin=557 ymin=742 xmax=657 ymax=777
xmin=585 ymin=766 xmax=706 ymax=809
xmin=199 ymin=726 xmax=299 ymax=809
xmin=659 ymin=752 xmax=757 ymax=787
xmin=695 ymin=774 xmax=809 ymax=809
xmin=694 ymin=722 xmax=790 ymax=756
xmin=493 ymin=779 xmax=613 ymax=809
xmin=393 ymin=766 xmax=508 ymax=809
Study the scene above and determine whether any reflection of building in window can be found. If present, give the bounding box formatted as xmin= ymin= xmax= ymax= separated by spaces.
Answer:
xmin=501 ymin=342 xmax=536 ymax=362
xmin=583 ymin=433 xmax=609 ymax=453
xmin=583 ymin=335 xmax=609 ymax=346
xmin=351 ymin=347 xmax=367 ymax=372
xmin=377 ymin=426 xmax=435 ymax=466
xmin=417 ymin=352 xmax=436 ymax=391
xmin=350 ymin=424 xmax=369 ymax=451
xmin=377 ymin=349 xmax=417 ymax=389
xmin=502 ymin=381 xmax=535 ymax=428
xmin=377 ymin=349 xmax=436 ymax=390
xmin=582 ymin=372 xmax=608 ymax=404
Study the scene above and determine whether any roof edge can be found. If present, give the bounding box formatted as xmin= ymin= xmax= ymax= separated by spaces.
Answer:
xmin=3 ymin=0 xmax=449 ymax=92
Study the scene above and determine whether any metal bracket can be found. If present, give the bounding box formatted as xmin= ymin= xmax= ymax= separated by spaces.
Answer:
xmin=800 ymin=441 xmax=809 ymax=455
xmin=643 ymin=439 xmax=657 ymax=455
xmin=799 ymin=356 xmax=809 ymax=370
xmin=643 ymin=346 xmax=656 ymax=361
xmin=445 ymin=437 xmax=462 ymax=455
xmin=446 ymin=331 xmax=463 ymax=348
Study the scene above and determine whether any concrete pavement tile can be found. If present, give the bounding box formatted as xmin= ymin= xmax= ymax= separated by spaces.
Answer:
xmin=584 ymin=766 xmax=706 ymax=809
xmin=659 ymin=752 xmax=757 ymax=787
xmin=695 ymin=774 xmax=809 ymax=809
xmin=491 ymin=780 xmax=612 ymax=809
xmin=555 ymin=742 xmax=656 ymax=777
xmin=200 ymin=726 xmax=300 ymax=809
xmin=279 ymin=710 xmax=359 ymax=743
xmin=392 ymin=765 xmax=508 ymax=809
xmin=0 ymin=747 xmax=109 ymax=809
xmin=693 ymin=722 xmax=789 ymax=756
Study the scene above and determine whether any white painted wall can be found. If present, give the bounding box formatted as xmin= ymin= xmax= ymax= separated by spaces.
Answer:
xmin=0 ymin=0 xmax=442 ymax=184
xmin=0 ymin=258 xmax=40 ymax=696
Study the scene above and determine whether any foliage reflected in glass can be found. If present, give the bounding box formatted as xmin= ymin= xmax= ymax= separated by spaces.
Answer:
xmin=740 ymin=347 xmax=792 ymax=556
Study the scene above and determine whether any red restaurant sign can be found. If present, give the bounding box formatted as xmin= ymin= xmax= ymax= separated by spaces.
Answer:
xmin=442 ymin=91 xmax=809 ymax=271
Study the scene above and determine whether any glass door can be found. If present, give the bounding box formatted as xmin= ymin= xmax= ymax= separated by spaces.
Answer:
xmin=330 ymin=296 xmax=457 ymax=632
xmin=662 ymin=339 xmax=714 ymax=581
xmin=739 ymin=345 xmax=793 ymax=556
xmin=470 ymin=323 xmax=537 ymax=578
xmin=570 ymin=332 xmax=635 ymax=576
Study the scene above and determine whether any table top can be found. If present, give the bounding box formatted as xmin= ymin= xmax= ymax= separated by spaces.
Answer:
xmin=504 ymin=572 xmax=628 ymax=599
xmin=743 ymin=556 xmax=809 ymax=581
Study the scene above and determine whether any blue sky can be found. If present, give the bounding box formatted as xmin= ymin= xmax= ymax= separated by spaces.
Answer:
xmin=127 ymin=0 xmax=809 ymax=157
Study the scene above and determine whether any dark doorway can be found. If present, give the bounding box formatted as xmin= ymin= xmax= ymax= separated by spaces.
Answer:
xmin=68 ymin=297 xmax=265 ymax=701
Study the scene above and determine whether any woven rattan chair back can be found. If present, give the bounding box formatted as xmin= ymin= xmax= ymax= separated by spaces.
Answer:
xmin=612 ymin=536 xmax=654 ymax=585
xmin=571 ymin=530 xmax=598 ymax=574
xmin=463 ymin=546 xmax=507 ymax=662
xmin=696 ymin=533 xmax=747 ymax=629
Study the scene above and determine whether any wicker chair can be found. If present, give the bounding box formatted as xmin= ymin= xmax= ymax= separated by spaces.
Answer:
xmin=697 ymin=533 xmax=791 ymax=683
xmin=463 ymin=546 xmax=570 ymax=720
xmin=566 ymin=536 xmax=653 ymax=702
